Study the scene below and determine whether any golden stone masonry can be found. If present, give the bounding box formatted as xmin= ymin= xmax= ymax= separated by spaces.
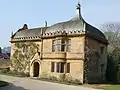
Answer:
xmin=10 ymin=3 xmax=108 ymax=84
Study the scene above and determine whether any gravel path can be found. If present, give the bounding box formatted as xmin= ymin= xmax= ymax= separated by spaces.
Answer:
xmin=0 ymin=75 xmax=102 ymax=90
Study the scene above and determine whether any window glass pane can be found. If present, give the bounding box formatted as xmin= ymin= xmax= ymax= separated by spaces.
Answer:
xmin=52 ymin=40 xmax=56 ymax=52
xmin=67 ymin=45 xmax=71 ymax=52
xmin=67 ymin=63 xmax=70 ymax=73
xmin=56 ymin=63 xmax=59 ymax=72
xmin=61 ymin=45 xmax=65 ymax=52
xmin=52 ymin=45 xmax=55 ymax=52
xmin=51 ymin=62 xmax=55 ymax=72
xmin=57 ymin=44 xmax=61 ymax=51
xmin=67 ymin=39 xmax=71 ymax=52
xmin=68 ymin=39 xmax=71 ymax=45
xmin=57 ymin=40 xmax=61 ymax=44
xmin=60 ymin=63 xmax=64 ymax=73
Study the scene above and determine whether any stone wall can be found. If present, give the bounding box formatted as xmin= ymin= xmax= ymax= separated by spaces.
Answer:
xmin=38 ymin=36 xmax=85 ymax=83
xmin=11 ymin=35 xmax=107 ymax=84
xmin=10 ymin=41 xmax=41 ymax=74
xmin=84 ymin=36 xmax=107 ymax=83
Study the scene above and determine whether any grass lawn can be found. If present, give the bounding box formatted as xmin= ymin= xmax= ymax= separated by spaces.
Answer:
xmin=102 ymin=85 xmax=120 ymax=90
xmin=85 ymin=84 xmax=120 ymax=90
xmin=0 ymin=81 xmax=9 ymax=87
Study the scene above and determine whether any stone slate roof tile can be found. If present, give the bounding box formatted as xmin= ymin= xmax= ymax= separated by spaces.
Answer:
xmin=13 ymin=27 xmax=47 ymax=38
xmin=45 ymin=20 xmax=84 ymax=33
xmin=12 ymin=17 xmax=107 ymax=43
xmin=85 ymin=22 xmax=106 ymax=39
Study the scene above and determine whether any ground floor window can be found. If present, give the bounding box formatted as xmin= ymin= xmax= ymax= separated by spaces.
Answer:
xmin=56 ymin=63 xmax=60 ymax=72
xmin=51 ymin=62 xmax=55 ymax=72
xmin=51 ymin=62 xmax=70 ymax=73
xmin=56 ymin=62 xmax=65 ymax=73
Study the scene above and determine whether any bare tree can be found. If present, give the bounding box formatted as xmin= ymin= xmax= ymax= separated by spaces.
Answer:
xmin=100 ymin=23 xmax=120 ymax=53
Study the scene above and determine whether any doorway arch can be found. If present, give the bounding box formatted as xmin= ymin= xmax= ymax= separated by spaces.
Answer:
xmin=33 ymin=62 xmax=39 ymax=77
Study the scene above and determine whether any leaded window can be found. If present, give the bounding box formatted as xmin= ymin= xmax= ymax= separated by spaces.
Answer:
xmin=67 ymin=39 xmax=71 ymax=52
xmin=56 ymin=62 xmax=65 ymax=73
xmin=52 ymin=39 xmax=71 ymax=52
xmin=56 ymin=40 xmax=61 ymax=51
xmin=52 ymin=40 xmax=56 ymax=52
xmin=56 ymin=62 xmax=60 ymax=72
xmin=51 ymin=62 xmax=55 ymax=72
xmin=61 ymin=40 xmax=66 ymax=52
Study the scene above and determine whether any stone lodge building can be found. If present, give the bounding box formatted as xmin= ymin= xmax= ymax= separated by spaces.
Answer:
xmin=10 ymin=3 xmax=108 ymax=83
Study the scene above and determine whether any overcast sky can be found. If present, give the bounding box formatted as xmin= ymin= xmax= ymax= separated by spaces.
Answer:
xmin=0 ymin=0 xmax=120 ymax=47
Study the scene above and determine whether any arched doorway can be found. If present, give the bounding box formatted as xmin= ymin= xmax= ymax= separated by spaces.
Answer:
xmin=33 ymin=62 xmax=39 ymax=77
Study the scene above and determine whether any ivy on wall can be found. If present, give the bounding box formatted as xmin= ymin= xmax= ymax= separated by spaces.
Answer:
xmin=84 ymin=43 xmax=100 ymax=83
xmin=11 ymin=42 xmax=39 ymax=73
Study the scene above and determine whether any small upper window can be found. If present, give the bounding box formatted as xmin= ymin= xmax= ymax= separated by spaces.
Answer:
xmin=100 ymin=47 xmax=104 ymax=54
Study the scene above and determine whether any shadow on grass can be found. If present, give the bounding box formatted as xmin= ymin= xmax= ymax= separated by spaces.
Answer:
xmin=0 ymin=83 xmax=28 ymax=90
xmin=0 ymin=81 xmax=9 ymax=87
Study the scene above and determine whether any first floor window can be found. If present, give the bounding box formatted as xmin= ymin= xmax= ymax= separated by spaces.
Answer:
xmin=52 ymin=39 xmax=71 ymax=52
xmin=61 ymin=40 xmax=66 ymax=52
xmin=52 ymin=40 xmax=56 ymax=52
xmin=67 ymin=63 xmax=70 ymax=73
xmin=67 ymin=39 xmax=71 ymax=52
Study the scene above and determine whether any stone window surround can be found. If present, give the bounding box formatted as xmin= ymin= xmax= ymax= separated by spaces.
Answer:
xmin=52 ymin=39 xmax=71 ymax=52
xmin=51 ymin=62 xmax=70 ymax=73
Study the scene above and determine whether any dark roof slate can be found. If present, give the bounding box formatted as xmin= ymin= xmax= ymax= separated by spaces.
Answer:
xmin=85 ymin=22 xmax=106 ymax=40
xmin=13 ymin=27 xmax=46 ymax=38
xmin=12 ymin=15 xmax=107 ymax=43
xmin=45 ymin=19 xmax=84 ymax=33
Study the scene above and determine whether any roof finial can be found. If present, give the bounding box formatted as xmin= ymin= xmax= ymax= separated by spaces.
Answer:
xmin=11 ymin=31 xmax=13 ymax=38
xmin=71 ymin=0 xmax=82 ymax=21
xmin=45 ymin=21 xmax=47 ymax=27
xmin=22 ymin=24 xmax=28 ymax=30
xmin=77 ymin=0 xmax=81 ymax=9
xmin=76 ymin=0 xmax=82 ymax=19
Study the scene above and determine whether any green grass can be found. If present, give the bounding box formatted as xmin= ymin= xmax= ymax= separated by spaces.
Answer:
xmin=0 ymin=68 xmax=29 ymax=77
xmin=0 ymin=81 xmax=9 ymax=87
xmin=84 ymin=84 xmax=120 ymax=90
xmin=102 ymin=85 xmax=120 ymax=90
